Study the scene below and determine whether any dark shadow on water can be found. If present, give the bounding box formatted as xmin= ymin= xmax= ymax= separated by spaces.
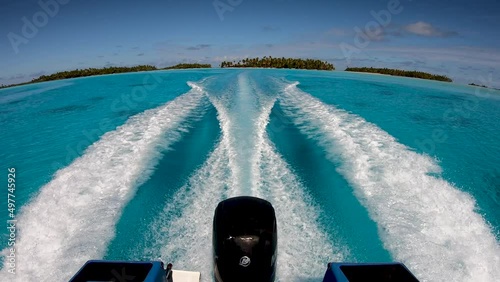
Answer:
xmin=87 ymin=96 xmax=105 ymax=103
xmin=0 ymin=109 xmax=13 ymax=115
xmin=354 ymin=101 xmax=370 ymax=108
xmin=380 ymin=90 xmax=394 ymax=96
xmin=129 ymin=83 xmax=154 ymax=87
xmin=409 ymin=112 xmax=474 ymax=128
xmin=41 ymin=104 xmax=91 ymax=114
xmin=367 ymin=82 xmax=389 ymax=90
xmin=3 ymin=99 xmax=24 ymax=106
xmin=409 ymin=113 xmax=427 ymax=122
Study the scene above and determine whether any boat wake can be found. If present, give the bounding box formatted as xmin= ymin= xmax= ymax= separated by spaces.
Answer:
xmin=279 ymin=81 xmax=500 ymax=282
xmin=0 ymin=81 xmax=209 ymax=281
xmin=4 ymin=73 xmax=497 ymax=282
xmin=143 ymin=74 xmax=347 ymax=282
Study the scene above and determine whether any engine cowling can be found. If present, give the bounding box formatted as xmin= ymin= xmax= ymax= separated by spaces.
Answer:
xmin=213 ymin=196 xmax=277 ymax=282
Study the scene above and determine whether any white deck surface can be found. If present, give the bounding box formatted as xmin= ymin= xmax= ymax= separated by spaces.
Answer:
xmin=172 ymin=269 xmax=201 ymax=282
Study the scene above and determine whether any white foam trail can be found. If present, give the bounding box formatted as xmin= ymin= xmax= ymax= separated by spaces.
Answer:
xmin=142 ymin=77 xmax=244 ymax=278
xmin=207 ymin=95 xmax=241 ymax=194
xmin=207 ymin=74 xmax=261 ymax=195
xmin=0 ymin=82 xmax=208 ymax=282
xmin=249 ymin=81 xmax=276 ymax=200
xmin=259 ymin=140 xmax=348 ymax=281
xmin=146 ymin=75 xmax=348 ymax=281
xmin=144 ymin=85 xmax=238 ymax=276
xmin=150 ymin=142 xmax=231 ymax=279
xmin=242 ymin=79 xmax=349 ymax=280
xmin=280 ymin=82 xmax=500 ymax=282
xmin=233 ymin=76 xmax=349 ymax=280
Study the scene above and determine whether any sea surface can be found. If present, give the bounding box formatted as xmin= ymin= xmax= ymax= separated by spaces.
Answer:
xmin=0 ymin=69 xmax=499 ymax=281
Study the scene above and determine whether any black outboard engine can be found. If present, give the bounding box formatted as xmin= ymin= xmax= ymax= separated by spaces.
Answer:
xmin=213 ymin=196 xmax=277 ymax=282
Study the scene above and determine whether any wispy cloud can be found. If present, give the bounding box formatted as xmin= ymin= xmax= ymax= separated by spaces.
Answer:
xmin=327 ymin=22 xmax=457 ymax=43
xmin=186 ymin=44 xmax=211 ymax=51
xmin=404 ymin=21 xmax=458 ymax=37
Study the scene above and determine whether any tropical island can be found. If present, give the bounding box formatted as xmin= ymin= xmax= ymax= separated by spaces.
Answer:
xmin=0 ymin=63 xmax=212 ymax=89
xmin=468 ymin=83 xmax=500 ymax=91
xmin=3 ymin=62 xmax=474 ymax=90
xmin=31 ymin=65 xmax=158 ymax=83
xmin=163 ymin=63 xmax=211 ymax=69
xmin=468 ymin=83 xmax=488 ymax=88
xmin=345 ymin=67 xmax=453 ymax=82
xmin=220 ymin=56 xmax=335 ymax=70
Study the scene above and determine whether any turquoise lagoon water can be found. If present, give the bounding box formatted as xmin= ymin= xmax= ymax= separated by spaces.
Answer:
xmin=0 ymin=69 xmax=499 ymax=281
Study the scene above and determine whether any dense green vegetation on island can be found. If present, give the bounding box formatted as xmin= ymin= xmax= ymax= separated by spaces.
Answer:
xmin=31 ymin=65 xmax=158 ymax=83
xmin=163 ymin=63 xmax=211 ymax=69
xmin=220 ymin=56 xmax=335 ymax=70
xmin=0 ymin=81 xmax=31 ymax=89
xmin=0 ymin=63 xmax=213 ymax=89
xmin=345 ymin=67 xmax=452 ymax=82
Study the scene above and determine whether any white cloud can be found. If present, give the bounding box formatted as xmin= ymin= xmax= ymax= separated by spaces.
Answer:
xmin=404 ymin=21 xmax=457 ymax=37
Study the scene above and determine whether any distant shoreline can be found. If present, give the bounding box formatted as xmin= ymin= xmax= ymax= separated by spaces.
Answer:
xmin=0 ymin=63 xmax=211 ymax=90
xmin=466 ymin=83 xmax=500 ymax=92
xmin=2 ymin=65 xmax=498 ymax=91
xmin=345 ymin=67 xmax=453 ymax=82
xmin=1 ymin=58 xmax=335 ymax=89
xmin=343 ymin=71 xmax=385 ymax=76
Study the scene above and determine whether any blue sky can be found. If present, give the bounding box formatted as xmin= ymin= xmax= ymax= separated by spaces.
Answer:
xmin=1 ymin=0 xmax=499 ymax=87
